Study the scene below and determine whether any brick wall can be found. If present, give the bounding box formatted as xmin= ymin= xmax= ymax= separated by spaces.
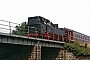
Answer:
xmin=65 ymin=50 xmax=90 ymax=60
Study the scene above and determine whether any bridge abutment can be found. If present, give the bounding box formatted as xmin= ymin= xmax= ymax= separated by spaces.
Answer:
xmin=27 ymin=46 xmax=66 ymax=60
xmin=27 ymin=45 xmax=41 ymax=60
xmin=55 ymin=49 xmax=66 ymax=60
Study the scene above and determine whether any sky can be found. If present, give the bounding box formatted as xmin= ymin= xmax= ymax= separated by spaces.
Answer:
xmin=0 ymin=0 xmax=90 ymax=35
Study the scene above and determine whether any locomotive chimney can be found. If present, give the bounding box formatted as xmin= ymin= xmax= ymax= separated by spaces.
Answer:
xmin=54 ymin=24 xmax=58 ymax=28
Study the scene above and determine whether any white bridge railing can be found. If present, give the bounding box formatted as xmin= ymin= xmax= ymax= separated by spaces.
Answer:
xmin=0 ymin=19 xmax=20 ymax=34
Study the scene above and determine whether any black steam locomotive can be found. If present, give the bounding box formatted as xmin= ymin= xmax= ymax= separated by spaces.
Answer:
xmin=25 ymin=16 xmax=65 ymax=41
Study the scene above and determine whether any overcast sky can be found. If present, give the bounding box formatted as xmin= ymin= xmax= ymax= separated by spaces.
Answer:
xmin=0 ymin=0 xmax=90 ymax=35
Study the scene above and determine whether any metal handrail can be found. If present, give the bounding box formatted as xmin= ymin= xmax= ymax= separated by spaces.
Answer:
xmin=0 ymin=19 xmax=19 ymax=25
xmin=0 ymin=27 xmax=10 ymax=30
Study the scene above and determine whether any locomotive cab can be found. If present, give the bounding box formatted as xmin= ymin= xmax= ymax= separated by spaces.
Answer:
xmin=25 ymin=16 xmax=43 ymax=37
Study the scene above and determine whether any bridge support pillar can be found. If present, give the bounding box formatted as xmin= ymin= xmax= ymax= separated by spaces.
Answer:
xmin=55 ymin=49 xmax=66 ymax=60
xmin=27 ymin=45 xmax=41 ymax=60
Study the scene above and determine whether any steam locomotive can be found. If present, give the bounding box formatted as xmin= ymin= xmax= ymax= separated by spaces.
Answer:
xmin=25 ymin=16 xmax=65 ymax=41
xmin=25 ymin=16 xmax=90 ymax=43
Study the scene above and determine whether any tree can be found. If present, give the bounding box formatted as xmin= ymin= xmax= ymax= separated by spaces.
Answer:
xmin=12 ymin=22 xmax=27 ymax=35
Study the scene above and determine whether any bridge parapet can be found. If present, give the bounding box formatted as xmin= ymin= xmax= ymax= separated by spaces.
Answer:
xmin=0 ymin=32 xmax=65 ymax=48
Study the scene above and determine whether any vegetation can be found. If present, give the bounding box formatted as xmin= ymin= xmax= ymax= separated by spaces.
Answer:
xmin=12 ymin=22 xmax=27 ymax=35
xmin=64 ymin=40 xmax=90 ymax=56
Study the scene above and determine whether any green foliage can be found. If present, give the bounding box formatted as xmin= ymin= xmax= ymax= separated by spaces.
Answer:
xmin=64 ymin=41 xmax=90 ymax=56
xmin=12 ymin=22 xmax=27 ymax=35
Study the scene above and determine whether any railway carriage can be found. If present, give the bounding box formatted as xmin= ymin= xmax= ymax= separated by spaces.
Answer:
xmin=63 ymin=28 xmax=90 ymax=43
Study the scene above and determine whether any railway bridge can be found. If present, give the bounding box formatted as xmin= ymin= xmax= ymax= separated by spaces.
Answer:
xmin=0 ymin=32 xmax=66 ymax=60
xmin=0 ymin=19 xmax=66 ymax=60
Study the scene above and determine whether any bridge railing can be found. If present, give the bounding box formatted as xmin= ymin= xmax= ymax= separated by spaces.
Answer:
xmin=0 ymin=19 xmax=64 ymax=42
xmin=0 ymin=19 xmax=20 ymax=34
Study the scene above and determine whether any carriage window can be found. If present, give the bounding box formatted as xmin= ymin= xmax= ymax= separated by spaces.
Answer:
xmin=85 ymin=36 xmax=87 ymax=40
xmin=75 ymin=34 xmax=78 ymax=37
xmin=78 ymin=34 xmax=79 ymax=38
xmin=81 ymin=36 xmax=82 ymax=39
xmin=77 ymin=34 xmax=78 ymax=37
xmin=83 ymin=36 xmax=84 ymax=39
xmin=88 ymin=37 xmax=89 ymax=41
xmin=79 ymin=35 xmax=80 ymax=38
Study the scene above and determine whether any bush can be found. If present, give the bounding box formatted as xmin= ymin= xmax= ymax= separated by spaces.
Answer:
xmin=64 ymin=41 xmax=90 ymax=56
